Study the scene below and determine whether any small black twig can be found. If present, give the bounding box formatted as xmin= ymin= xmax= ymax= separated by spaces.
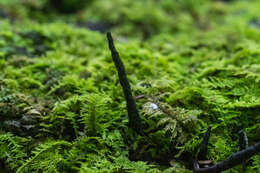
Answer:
xmin=238 ymin=130 xmax=248 ymax=151
xmin=107 ymin=32 xmax=143 ymax=134
xmin=194 ymin=129 xmax=260 ymax=173
xmin=238 ymin=130 xmax=249 ymax=172
xmin=198 ymin=125 xmax=212 ymax=160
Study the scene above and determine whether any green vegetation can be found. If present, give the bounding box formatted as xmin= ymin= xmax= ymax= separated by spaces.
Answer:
xmin=0 ymin=0 xmax=259 ymax=172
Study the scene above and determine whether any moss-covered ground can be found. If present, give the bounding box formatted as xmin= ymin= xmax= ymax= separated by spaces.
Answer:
xmin=0 ymin=0 xmax=259 ymax=172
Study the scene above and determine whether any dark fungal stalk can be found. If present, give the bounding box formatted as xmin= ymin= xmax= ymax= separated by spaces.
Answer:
xmin=194 ymin=129 xmax=260 ymax=173
xmin=198 ymin=125 xmax=212 ymax=160
xmin=106 ymin=32 xmax=143 ymax=134
xmin=238 ymin=130 xmax=248 ymax=151
xmin=238 ymin=130 xmax=249 ymax=172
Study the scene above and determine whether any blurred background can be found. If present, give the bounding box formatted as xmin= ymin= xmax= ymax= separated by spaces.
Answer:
xmin=0 ymin=0 xmax=260 ymax=40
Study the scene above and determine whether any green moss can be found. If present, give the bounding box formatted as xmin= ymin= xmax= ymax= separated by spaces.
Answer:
xmin=0 ymin=0 xmax=259 ymax=172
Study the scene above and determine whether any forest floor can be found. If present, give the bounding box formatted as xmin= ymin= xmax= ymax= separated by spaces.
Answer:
xmin=0 ymin=0 xmax=259 ymax=172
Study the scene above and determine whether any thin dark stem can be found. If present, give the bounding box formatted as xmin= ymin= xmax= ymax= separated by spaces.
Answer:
xmin=238 ymin=130 xmax=248 ymax=151
xmin=198 ymin=125 xmax=212 ymax=160
xmin=238 ymin=130 xmax=248 ymax=173
xmin=106 ymin=32 xmax=143 ymax=134
xmin=194 ymin=140 xmax=260 ymax=173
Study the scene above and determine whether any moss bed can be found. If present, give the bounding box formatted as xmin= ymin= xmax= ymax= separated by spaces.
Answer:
xmin=0 ymin=0 xmax=259 ymax=172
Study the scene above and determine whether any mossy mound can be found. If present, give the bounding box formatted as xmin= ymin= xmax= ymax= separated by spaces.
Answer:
xmin=0 ymin=0 xmax=259 ymax=172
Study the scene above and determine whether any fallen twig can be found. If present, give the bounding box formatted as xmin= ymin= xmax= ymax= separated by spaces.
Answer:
xmin=194 ymin=128 xmax=260 ymax=173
